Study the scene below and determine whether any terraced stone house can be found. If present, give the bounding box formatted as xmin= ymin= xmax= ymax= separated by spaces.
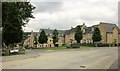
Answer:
xmin=23 ymin=22 xmax=120 ymax=48
xmin=23 ymin=29 xmax=65 ymax=48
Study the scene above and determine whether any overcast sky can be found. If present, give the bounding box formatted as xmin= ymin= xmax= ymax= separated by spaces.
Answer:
xmin=23 ymin=0 xmax=119 ymax=32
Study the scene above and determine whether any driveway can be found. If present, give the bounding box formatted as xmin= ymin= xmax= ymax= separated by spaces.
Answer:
xmin=2 ymin=47 xmax=118 ymax=69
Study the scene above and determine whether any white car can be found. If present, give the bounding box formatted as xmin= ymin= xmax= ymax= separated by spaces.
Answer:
xmin=10 ymin=47 xmax=19 ymax=53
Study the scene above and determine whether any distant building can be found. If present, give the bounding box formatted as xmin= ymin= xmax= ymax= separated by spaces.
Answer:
xmin=98 ymin=22 xmax=120 ymax=44
xmin=23 ymin=29 xmax=65 ymax=48
xmin=23 ymin=31 xmax=39 ymax=48
xmin=23 ymin=22 xmax=120 ymax=48
xmin=65 ymin=22 xmax=120 ymax=45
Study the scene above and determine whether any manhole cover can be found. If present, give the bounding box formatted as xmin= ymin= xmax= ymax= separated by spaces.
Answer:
xmin=80 ymin=65 xmax=86 ymax=68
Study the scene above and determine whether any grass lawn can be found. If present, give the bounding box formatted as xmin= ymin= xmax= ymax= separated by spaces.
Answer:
xmin=32 ymin=46 xmax=67 ymax=50
xmin=32 ymin=46 xmax=95 ymax=50
xmin=80 ymin=46 xmax=95 ymax=48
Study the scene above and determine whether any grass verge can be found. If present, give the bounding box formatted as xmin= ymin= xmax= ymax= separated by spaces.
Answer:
xmin=80 ymin=46 xmax=95 ymax=48
xmin=32 ymin=46 xmax=67 ymax=50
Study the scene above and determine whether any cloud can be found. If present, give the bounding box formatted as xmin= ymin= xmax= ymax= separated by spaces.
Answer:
xmin=23 ymin=0 xmax=119 ymax=32
xmin=32 ymin=2 xmax=63 ymax=13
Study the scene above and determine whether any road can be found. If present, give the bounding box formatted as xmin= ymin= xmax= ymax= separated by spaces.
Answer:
xmin=2 ymin=47 xmax=118 ymax=69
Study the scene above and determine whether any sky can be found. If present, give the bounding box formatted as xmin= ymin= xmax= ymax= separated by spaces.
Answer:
xmin=23 ymin=0 xmax=120 ymax=32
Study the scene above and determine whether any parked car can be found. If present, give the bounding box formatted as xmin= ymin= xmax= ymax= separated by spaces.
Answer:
xmin=2 ymin=46 xmax=26 ymax=56
xmin=10 ymin=47 xmax=19 ymax=54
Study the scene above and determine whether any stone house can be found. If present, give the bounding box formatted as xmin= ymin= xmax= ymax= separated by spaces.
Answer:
xmin=24 ymin=29 xmax=65 ymax=48
xmin=98 ymin=22 xmax=120 ymax=44
xmin=23 ymin=22 xmax=120 ymax=48
xmin=64 ymin=22 xmax=120 ymax=45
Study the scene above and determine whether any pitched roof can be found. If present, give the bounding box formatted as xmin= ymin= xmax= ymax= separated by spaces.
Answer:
xmin=65 ymin=24 xmax=92 ymax=35
xmin=40 ymin=29 xmax=52 ymax=35
xmin=84 ymin=27 xmax=93 ymax=34
xmin=57 ymin=30 xmax=66 ymax=36
xmin=100 ymin=22 xmax=120 ymax=33
xmin=40 ymin=29 xmax=66 ymax=37
xmin=65 ymin=27 xmax=76 ymax=35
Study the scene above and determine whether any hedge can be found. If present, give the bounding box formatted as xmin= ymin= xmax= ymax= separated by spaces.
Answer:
xmin=72 ymin=43 xmax=119 ymax=47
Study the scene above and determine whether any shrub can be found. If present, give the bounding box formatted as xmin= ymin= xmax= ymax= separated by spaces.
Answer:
xmin=71 ymin=44 xmax=80 ymax=48
xmin=97 ymin=43 xmax=109 ymax=47
xmin=19 ymin=47 xmax=25 ymax=54
xmin=118 ymin=43 xmax=120 ymax=46
xmin=2 ymin=48 xmax=10 ymax=56
xmin=66 ymin=46 xmax=71 ymax=49
xmin=78 ymin=43 xmax=95 ymax=47
xmin=78 ymin=43 xmax=110 ymax=47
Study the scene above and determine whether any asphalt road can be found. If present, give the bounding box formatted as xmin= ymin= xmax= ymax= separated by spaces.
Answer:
xmin=2 ymin=47 xmax=118 ymax=69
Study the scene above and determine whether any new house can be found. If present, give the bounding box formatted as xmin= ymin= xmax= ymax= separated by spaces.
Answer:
xmin=23 ymin=22 xmax=120 ymax=48
xmin=23 ymin=29 xmax=65 ymax=48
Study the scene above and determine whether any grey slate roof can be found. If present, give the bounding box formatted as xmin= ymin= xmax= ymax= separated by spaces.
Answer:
xmin=58 ymin=30 xmax=66 ymax=36
xmin=24 ymin=22 xmax=120 ymax=38
xmin=84 ymin=27 xmax=93 ymax=34
xmin=65 ymin=27 xmax=76 ymax=35
xmin=40 ymin=29 xmax=66 ymax=37
xmin=40 ymin=29 xmax=52 ymax=35
xmin=100 ymin=22 xmax=120 ymax=33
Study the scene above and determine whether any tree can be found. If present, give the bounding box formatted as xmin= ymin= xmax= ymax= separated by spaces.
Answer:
xmin=2 ymin=2 xmax=35 ymax=46
xmin=92 ymin=27 xmax=102 ymax=43
xmin=34 ymin=36 xmax=38 ymax=45
xmin=74 ymin=25 xmax=83 ymax=43
xmin=52 ymin=29 xmax=59 ymax=46
xmin=38 ymin=30 xmax=48 ymax=44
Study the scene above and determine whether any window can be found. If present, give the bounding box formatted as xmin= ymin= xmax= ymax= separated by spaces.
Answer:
xmin=50 ymin=40 xmax=52 ymax=42
xmin=114 ymin=39 xmax=117 ymax=42
xmin=46 ymin=44 xmax=48 ymax=47
xmin=40 ymin=44 xmax=42 ymax=47
xmin=50 ymin=45 xmax=51 ymax=47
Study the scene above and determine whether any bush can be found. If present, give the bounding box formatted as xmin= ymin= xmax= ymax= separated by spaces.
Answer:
xmin=66 ymin=46 xmax=71 ymax=49
xmin=112 ymin=43 xmax=118 ymax=47
xmin=118 ymin=43 xmax=120 ymax=46
xmin=78 ymin=43 xmax=95 ymax=47
xmin=71 ymin=44 xmax=80 ymax=48
xmin=19 ymin=47 xmax=25 ymax=54
xmin=62 ymin=44 xmax=69 ymax=47
xmin=2 ymin=48 xmax=10 ymax=56
xmin=65 ymin=42 xmax=119 ymax=48
xmin=78 ymin=43 xmax=110 ymax=47
xmin=97 ymin=43 xmax=109 ymax=47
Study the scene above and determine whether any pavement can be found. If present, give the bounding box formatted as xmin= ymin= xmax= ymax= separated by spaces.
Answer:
xmin=1 ymin=47 xmax=118 ymax=69
xmin=109 ymin=59 xmax=118 ymax=69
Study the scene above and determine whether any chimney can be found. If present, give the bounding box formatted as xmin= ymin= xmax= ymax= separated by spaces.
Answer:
xmin=83 ymin=23 xmax=85 ymax=25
